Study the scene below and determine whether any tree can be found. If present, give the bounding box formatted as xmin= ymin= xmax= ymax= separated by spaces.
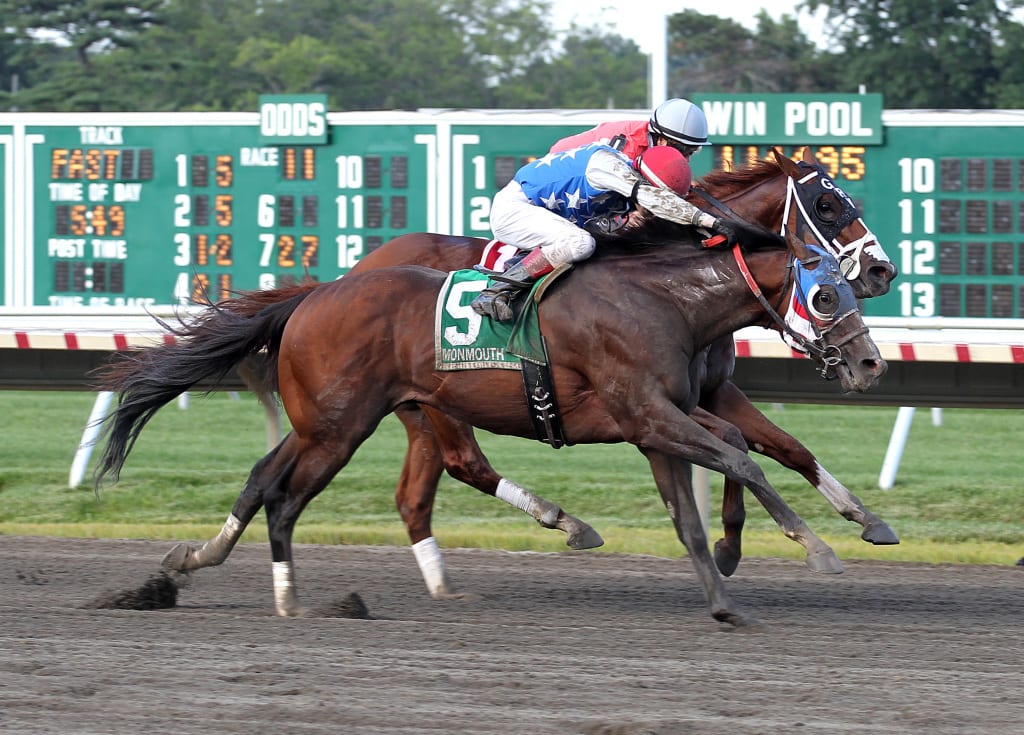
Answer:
xmin=667 ymin=10 xmax=837 ymax=95
xmin=804 ymin=0 xmax=1024 ymax=107
xmin=495 ymin=26 xmax=647 ymax=108
xmin=0 ymin=0 xmax=164 ymax=110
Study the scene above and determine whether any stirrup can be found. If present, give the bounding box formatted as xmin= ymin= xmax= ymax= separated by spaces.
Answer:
xmin=471 ymin=289 xmax=518 ymax=322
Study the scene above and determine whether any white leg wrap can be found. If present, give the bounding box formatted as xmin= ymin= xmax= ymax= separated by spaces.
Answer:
xmin=411 ymin=537 xmax=447 ymax=595
xmin=496 ymin=478 xmax=537 ymax=515
xmin=815 ymin=461 xmax=857 ymax=512
xmin=272 ymin=561 xmax=295 ymax=613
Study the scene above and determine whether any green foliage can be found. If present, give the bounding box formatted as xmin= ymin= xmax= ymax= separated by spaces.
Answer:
xmin=0 ymin=392 xmax=1020 ymax=565
xmin=804 ymin=0 xmax=1024 ymax=106
xmin=3 ymin=0 xmax=1024 ymax=110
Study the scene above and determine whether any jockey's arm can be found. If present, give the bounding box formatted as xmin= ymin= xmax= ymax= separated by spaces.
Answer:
xmin=585 ymin=148 xmax=717 ymax=230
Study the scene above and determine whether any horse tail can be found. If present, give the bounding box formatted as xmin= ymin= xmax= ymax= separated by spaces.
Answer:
xmin=92 ymin=282 xmax=316 ymax=488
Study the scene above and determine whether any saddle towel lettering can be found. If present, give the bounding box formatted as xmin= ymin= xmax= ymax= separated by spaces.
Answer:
xmin=435 ymin=270 xmax=522 ymax=370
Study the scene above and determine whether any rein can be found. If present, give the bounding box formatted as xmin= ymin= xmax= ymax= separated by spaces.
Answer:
xmin=730 ymin=243 xmax=855 ymax=380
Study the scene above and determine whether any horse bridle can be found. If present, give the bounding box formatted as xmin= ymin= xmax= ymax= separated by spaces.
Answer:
xmin=691 ymin=164 xmax=871 ymax=378
xmin=727 ymin=240 xmax=866 ymax=380
xmin=691 ymin=161 xmax=872 ymax=280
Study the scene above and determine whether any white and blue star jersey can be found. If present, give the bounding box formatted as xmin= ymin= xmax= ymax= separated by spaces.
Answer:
xmin=515 ymin=143 xmax=632 ymax=225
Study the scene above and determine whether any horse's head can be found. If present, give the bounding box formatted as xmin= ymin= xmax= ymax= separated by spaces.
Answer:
xmin=778 ymin=229 xmax=887 ymax=392
xmin=772 ymin=147 xmax=897 ymax=299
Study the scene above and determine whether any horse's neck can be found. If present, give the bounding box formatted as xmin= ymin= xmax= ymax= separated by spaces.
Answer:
xmin=669 ymin=246 xmax=791 ymax=343
xmin=698 ymin=176 xmax=785 ymax=233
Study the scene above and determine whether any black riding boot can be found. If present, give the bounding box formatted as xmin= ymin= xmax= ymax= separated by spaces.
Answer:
xmin=471 ymin=249 xmax=556 ymax=322
xmin=470 ymin=262 xmax=536 ymax=322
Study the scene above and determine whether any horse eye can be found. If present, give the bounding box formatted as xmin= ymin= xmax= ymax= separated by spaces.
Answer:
xmin=812 ymin=287 xmax=840 ymax=315
xmin=814 ymin=196 xmax=839 ymax=223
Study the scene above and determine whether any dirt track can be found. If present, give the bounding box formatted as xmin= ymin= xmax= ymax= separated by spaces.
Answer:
xmin=1 ymin=535 xmax=1021 ymax=734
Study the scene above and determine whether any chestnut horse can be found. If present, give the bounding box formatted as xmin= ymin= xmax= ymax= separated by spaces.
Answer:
xmin=94 ymin=223 xmax=887 ymax=626
xmin=157 ymin=148 xmax=898 ymax=596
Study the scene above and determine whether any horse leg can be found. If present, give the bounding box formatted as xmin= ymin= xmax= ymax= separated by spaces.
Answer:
xmin=393 ymin=404 xmax=460 ymax=599
xmin=704 ymin=380 xmax=899 ymax=545
xmin=394 ymin=404 xmax=602 ymax=598
xmin=420 ymin=406 xmax=603 ymax=549
xmin=690 ymin=408 xmax=749 ymax=577
xmin=633 ymin=404 xmax=843 ymax=576
xmin=160 ymin=444 xmax=282 ymax=572
xmin=262 ymin=429 xmax=368 ymax=617
xmin=641 ymin=449 xmax=756 ymax=627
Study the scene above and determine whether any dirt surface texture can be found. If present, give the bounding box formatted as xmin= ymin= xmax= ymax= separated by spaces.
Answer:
xmin=2 ymin=535 xmax=1021 ymax=735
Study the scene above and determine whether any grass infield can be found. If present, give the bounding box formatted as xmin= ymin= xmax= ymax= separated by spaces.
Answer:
xmin=1 ymin=391 xmax=1020 ymax=566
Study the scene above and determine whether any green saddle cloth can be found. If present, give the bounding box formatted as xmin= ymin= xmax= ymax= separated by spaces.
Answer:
xmin=434 ymin=269 xmax=549 ymax=370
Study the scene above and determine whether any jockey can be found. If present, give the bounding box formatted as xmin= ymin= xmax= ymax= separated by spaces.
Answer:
xmin=471 ymin=142 xmax=739 ymax=322
xmin=549 ymin=97 xmax=711 ymax=160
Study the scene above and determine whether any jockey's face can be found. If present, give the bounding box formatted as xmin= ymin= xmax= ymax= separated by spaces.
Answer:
xmin=656 ymin=135 xmax=699 ymax=158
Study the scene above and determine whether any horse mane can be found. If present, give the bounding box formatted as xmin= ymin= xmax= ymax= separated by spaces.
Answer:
xmin=695 ymin=157 xmax=784 ymax=198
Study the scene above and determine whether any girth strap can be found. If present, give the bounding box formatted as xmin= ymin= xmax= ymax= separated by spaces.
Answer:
xmin=520 ymin=337 xmax=568 ymax=449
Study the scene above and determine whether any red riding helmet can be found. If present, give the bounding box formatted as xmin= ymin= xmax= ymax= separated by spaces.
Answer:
xmin=634 ymin=145 xmax=692 ymax=196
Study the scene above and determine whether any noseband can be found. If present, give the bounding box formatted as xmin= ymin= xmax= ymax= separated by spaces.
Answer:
xmin=729 ymin=243 xmax=861 ymax=380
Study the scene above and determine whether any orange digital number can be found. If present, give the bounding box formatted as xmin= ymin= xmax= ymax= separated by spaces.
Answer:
xmin=302 ymin=147 xmax=316 ymax=180
xmin=194 ymin=233 xmax=209 ymax=266
xmin=277 ymin=235 xmax=296 ymax=267
xmin=215 ymin=155 xmax=233 ymax=187
xmin=90 ymin=205 xmax=108 ymax=236
xmin=217 ymin=274 xmax=232 ymax=302
xmin=840 ymin=146 xmax=866 ymax=180
xmin=108 ymin=204 xmax=126 ymax=236
xmin=191 ymin=273 xmax=212 ymax=304
xmin=70 ymin=205 xmax=88 ymax=235
xmin=300 ymin=235 xmax=319 ymax=267
xmin=214 ymin=233 xmax=233 ymax=266
xmin=215 ymin=194 xmax=233 ymax=226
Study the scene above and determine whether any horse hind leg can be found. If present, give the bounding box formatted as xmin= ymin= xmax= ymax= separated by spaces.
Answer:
xmin=421 ymin=406 xmax=603 ymax=550
xmin=161 ymin=443 xmax=282 ymax=572
xmin=264 ymin=425 xmax=377 ymax=617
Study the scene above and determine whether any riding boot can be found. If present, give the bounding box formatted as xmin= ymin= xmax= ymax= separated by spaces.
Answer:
xmin=471 ymin=249 xmax=556 ymax=322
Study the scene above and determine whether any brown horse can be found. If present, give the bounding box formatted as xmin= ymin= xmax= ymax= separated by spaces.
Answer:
xmin=95 ymin=221 xmax=887 ymax=626
xmin=158 ymin=148 xmax=898 ymax=596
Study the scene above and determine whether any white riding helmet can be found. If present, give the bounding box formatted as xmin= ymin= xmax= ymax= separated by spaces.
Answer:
xmin=649 ymin=98 xmax=711 ymax=148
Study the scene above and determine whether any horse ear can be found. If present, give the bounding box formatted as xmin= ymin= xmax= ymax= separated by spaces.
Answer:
xmin=772 ymin=147 xmax=799 ymax=177
xmin=784 ymin=227 xmax=812 ymax=262
xmin=801 ymin=146 xmax=817 ymax=166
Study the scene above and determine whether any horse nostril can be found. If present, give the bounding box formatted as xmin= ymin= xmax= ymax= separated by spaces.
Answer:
xmin=871 ymin=262 xmax=898 ymax=281
xmin=864 ymin=357 xmax=888 ymax=378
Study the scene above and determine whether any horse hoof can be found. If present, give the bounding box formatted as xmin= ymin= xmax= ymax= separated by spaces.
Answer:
xmin=713 ymin=539 xmax=741 ymax=577
xmin=161 ymin=543 xmax=193 ymax=571
xmin=861 ymin=522 xmax=900 ymax=545
xmin=431 ymin=591 xmax=483 ymax=602
xmin=566 ymin=526 xmax=604 ymax=550
xmin=712 ymin=609 xmax=762 ymax=629
xmin=805 ymin=549 xmax=844 ymax=574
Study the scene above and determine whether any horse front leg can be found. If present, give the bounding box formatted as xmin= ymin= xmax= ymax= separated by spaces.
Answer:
xmin=641 ymin=449 xmax=755 ymax=627
xmin=704 ymin=380 xmax=899 ymax=545
xmin=690 ymin=408 xmax=748 ymax=577
xmin=637 ymin=405 xmax=843 ymax=576
xmin=394 ymin=405 xmax=460 ymax=599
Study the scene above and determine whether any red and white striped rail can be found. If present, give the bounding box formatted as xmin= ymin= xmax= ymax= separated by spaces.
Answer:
xmin=4 ymin=312 xmax=1022 ymax=363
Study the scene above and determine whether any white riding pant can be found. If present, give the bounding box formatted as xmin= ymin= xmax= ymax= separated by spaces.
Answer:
xmin=489 ymin=181 xmax=596 ymax=267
